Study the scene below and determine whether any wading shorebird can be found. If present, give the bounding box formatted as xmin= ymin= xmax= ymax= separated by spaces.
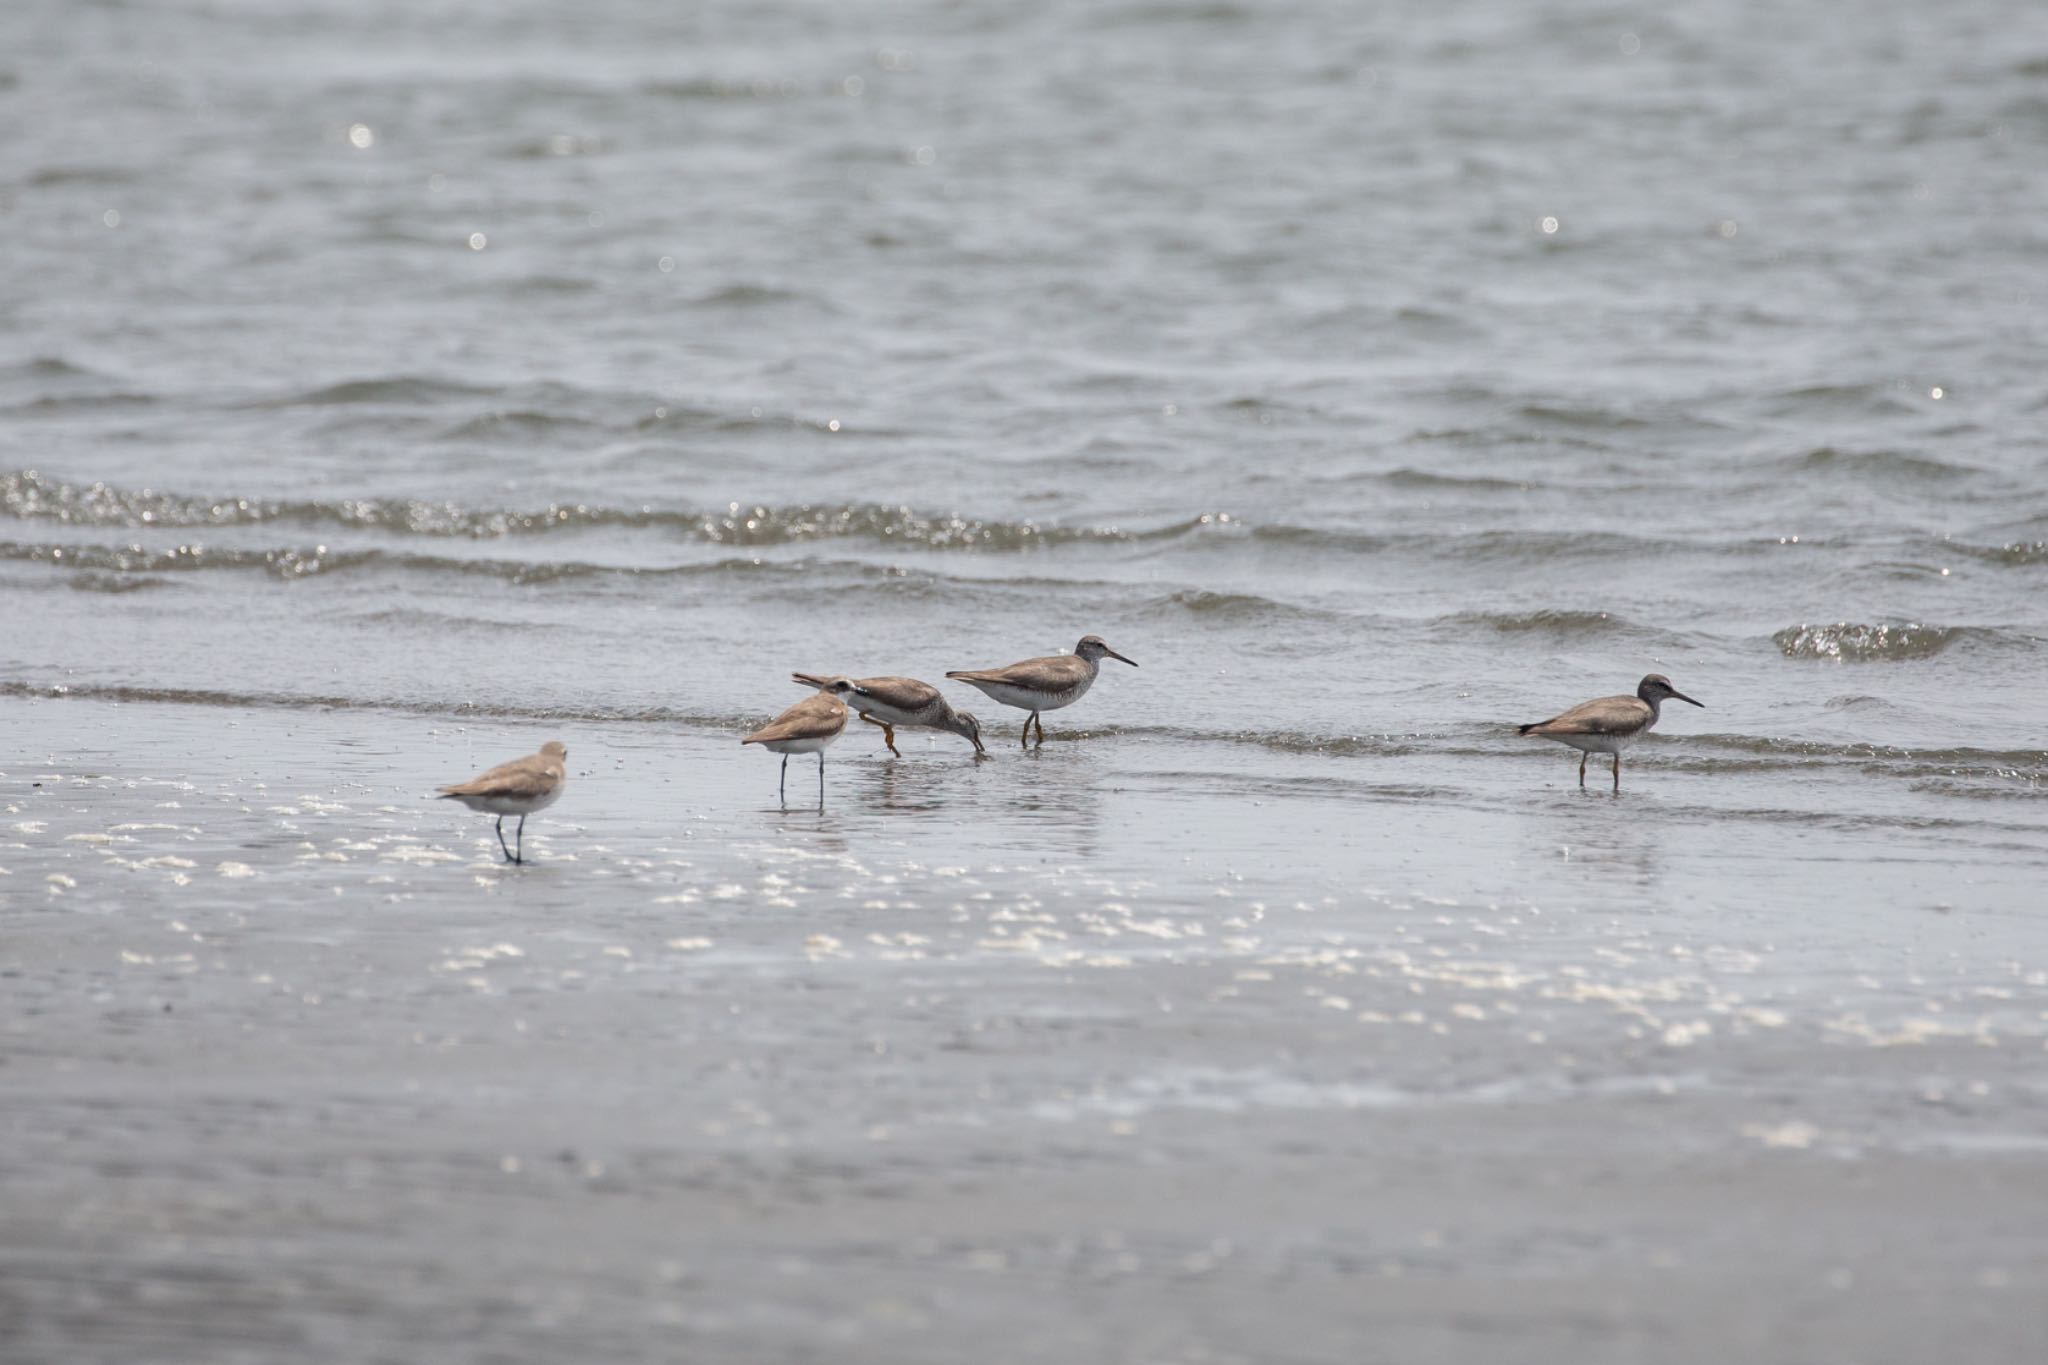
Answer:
xmin=946 ymin=634 xmax=1137 ymax=747
xmin=790 ymin=673 xmax=986 ymax=757
xmin=436 ymin=740 xmax=568 ymax=864
xmin=743 ymin=684 xmax=848 ymax=804
xmin=1518 ymin=674 xmax=1704 ymax=792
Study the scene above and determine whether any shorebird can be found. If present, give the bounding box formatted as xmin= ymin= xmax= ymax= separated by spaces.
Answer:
xmin=743 ymin=685 xmax=848 ymax=803
xmin=1518 ymin=674 xmax=1704 ymax=791
xmin=436 ymin=740 xmax=568 ymax=864
xmin=946 ymin=634 xmax=1137 ymax=747
xmin=790 ymin=673 xmax=986 ymax=757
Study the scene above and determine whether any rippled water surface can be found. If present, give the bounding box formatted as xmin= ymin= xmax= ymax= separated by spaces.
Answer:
xmin=4 ymin=1 xmax=2047 ymax=1361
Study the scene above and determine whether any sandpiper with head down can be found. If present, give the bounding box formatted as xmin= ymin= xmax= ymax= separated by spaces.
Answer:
xmin=743 ymin=683 xmax=848 ymax=804
xmin=946 ymin=634 xmax=1137 ymax=747
xmin=1518 ymin=674 xmax=1704 ymax=791
xmin=791 ymin=673 xmax=986 ymax=757
xmin=436 ymin=740 xmax=568 ymax=864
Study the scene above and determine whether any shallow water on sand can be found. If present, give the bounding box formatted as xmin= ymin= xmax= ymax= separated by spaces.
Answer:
xmin=4 ymin=0 xmax=2048 ymax=1360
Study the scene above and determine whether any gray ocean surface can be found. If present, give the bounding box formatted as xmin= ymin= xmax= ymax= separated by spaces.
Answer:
xmin=4 ymin=1 xmax=2048 ymax=1361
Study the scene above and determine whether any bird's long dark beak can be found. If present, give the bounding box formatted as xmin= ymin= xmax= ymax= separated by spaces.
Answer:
xmin=1673 ymin=690 xmax=1704 ymax=707
xmin=1106 ymin=648 xmax=1137 ymax=667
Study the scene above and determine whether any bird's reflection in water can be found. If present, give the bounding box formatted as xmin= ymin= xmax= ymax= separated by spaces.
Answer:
xmin=998 ymin=743 xmax=1106 ymax=859
xmin=866 ymin=753 xmax=957 ymax=815
xmin=770 ymin=736 xmax=1114 ymax=855
xmin=765 ymin=804 xmax=850 ymax=855
xmin=1524 ymin=793 xmax=1670 ymax=895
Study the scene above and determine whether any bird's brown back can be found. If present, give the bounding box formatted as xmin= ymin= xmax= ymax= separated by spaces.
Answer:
xmin=744 ymin=691 xmax=849 ymax=745
xmin=947 ymin=653 xmax=1092 ymax=691
xmin=849 ymin=676 xmax=944 ymax=710
xmin=1520 ymin=695 xmax=1653 ymax=737
xmin=440 ymin=747 xmax=566 ymax=799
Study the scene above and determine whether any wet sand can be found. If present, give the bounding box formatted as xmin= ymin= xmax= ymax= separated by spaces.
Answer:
xmin=10 ymin=0 xmax=2048 ymax=1355
xmin=5 ymin=693 xmax=2045 ymax=1363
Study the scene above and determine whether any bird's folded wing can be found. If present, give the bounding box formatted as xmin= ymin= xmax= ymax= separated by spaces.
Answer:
xmin=948 ymin=656 xmax=1079 ymax=689
xmin=442 ymin=756 xmax=560 ymax=798
xmin=859 ymin=676 xmax=937 ymax=708
xmin=1530 ymin=697 xmax=1647 ymax=735
xmin=746 ymin=695 xmax=845 ymax=744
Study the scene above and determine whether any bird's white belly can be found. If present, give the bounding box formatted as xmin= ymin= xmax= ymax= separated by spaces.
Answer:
xmin=454 ymin=786 xmax=562 ymax=816
xmin=1553 ymin=731 xmax=1640 ymax=756
xmin=846 ymin=696 xmax=930 ymax=727
xmin=758 ymin=734 xmax=840 ymax=755
xmin=970 ymin=679 xmax=1089 ymax=714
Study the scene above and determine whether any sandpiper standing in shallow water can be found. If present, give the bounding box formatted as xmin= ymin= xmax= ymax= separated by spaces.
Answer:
xmin=436 ymin=740 xmax=568 ymax=864
xmin=791 ymin=673 xmax=986 ymax=757
xmin=743 ymin=684 xmax=848 ymax=804
xmin=1518 ymin=674 xmax=1703 ymax=792
xmin=946 ymin=634 xmax=1137 ymax=747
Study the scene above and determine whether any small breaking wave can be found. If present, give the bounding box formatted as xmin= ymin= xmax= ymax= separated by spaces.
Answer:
xmin=1135 ymin=589 xmax=1348 ymax=626
xmin=0 ymin=678 xmax=746 ymax=731
xmin=1773 ymin=622 xmax=1966 ymax=662
xmin=0 ymin=539 xmax=377 ymax=579
xmin=1445 ymin=609 xmax=1636 ymax=636
xmin=0 ymin=470 xmax=1966 ymax=574
xmin=1947 ymin=540 xmax=2048 ymax=567
xmin=0 ymin=471 xmax=1151 ymax=550
xmin=0 ymin=538 xmax=929 ymax=586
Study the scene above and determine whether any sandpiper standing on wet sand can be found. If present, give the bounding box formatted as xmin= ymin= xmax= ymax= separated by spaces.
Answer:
xmin=790 ymin=673 xmax=986 ymax=757
xmin=946 ymin=634 xmax=1137 ymax=747
xmin=436 ymin=740 xmax=568 ymax=864
xmin=744 ymin=683 xmax=849 ymax=804
xmin=1518 ymin=674 xmax=1704 ymax=792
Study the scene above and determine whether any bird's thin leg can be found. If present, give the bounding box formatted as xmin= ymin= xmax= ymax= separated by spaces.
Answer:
xmin=1032 ymin=713 xmax=1045 ymax=746
xmin=1612 ymin=754 xmax=1622 ymax=793
xmin=857 ymin=713 xmax=885 ymax=747
xmin=817 ymin=753 xmax=826 ymax=805
xmin=778 ymin=755 xmax=788 ymax=803
xmin=1577 ymin=753 xmax=1586 ymax=788
xmin=859 ymin=712 xmax=900 ymax=757
xmin=1019 ymin=715 xmax=1031 ymax=748
xmin=493 ymin=815 xmax=513 ymax=862
xmin=514 ymin=814 xmax=527 ymax=864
